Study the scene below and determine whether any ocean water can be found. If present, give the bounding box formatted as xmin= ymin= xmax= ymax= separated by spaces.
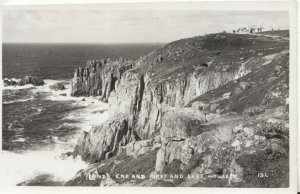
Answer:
xmin=3 ymin=43 xmax=161 ymax=79
xmin=1 ymin=43 xmax=161 ymax=186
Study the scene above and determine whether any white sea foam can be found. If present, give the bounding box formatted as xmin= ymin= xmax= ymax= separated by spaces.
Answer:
xmin=32 ymin=79 xmax=69 ymax=94
xmin=2 ymin=78 xmax=30 ymax=90
xmin=39 ymin=79 xmax=111 ymax=131
xmin=12 ymin=138 xmax=27 ymax=143
xmin=2 ymin=80 xmax=111 ymax=185
xmin=1 ymin=78 xmax=110 ymax=186
xmin=3 ymin=78 xmax=20 ymax=82
xmin=0 ymin=149 xmax=86 ymax=186
xmin=3 ymin=97 xmax=34 ymax=105
xmin=31 ymin=79 xmax=81 ymax=101
xmin=42 ymin=79 xmax=110 ymax=130
xmin=40 ymin=79 xmax=110 ymax=135
xmin=65 ymin=99 xmax=109 ymax=132
xmin=2 ymin=78 xmax=67 ymax=91
xmin=2 ymin=84 xmax=35 ymax=90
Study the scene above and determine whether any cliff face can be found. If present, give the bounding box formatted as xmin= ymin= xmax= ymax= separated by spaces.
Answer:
xmin=69 ymin=31 xmax=289 ymax=187
xmin=108 ymin=51 xmax=285 ymax=139
xmin=71 ymin=33 xmax=288 ymax=139
xmin=71 ymin=58 xmax=133 ymax=102
xmin=109 ymin=70 xmax=239 ymax=138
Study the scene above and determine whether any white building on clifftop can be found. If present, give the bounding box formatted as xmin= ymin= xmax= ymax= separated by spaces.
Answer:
xmin=233 ymin=25 xmax=265 ymax=34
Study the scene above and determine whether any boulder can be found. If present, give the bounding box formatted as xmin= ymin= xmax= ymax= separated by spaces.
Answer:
xmin=155 ymin=145 xmax=167 ymax=172
xmin=222 ymin=65 xmax=230 ymax=72
xmin=50 ymin=83 xmax=66 ymax=91
xmin=3 ymin=78 xmax=19 ymax=86
xmin=228 ymin=160 xmax=244 ymax=185
xmin=274 ymin=65 xmax=282 ymax=74
xmin=59 ymin=151 xmax=73 ymax=160
xmin=160 ymin=109 xmax=205 ymax=140
xmin=126 ymin=139 xmax=152 ymax=158
xmin=191 ymin=101 xmax=210 ymax=112
xmin=210 ymin=103 xmax=220 ymax=112
xmin=233 ymin=87 xmax=243 ymax=95
xmin=19 ymin=76 xmax=44 ymax=86
xmin=267 ymin=77 xmax=278 ymax=83
xmin=239 ymin=81 xmax=251 ymax=90
xmin=3 ymin=76 xmax=44 ymax=87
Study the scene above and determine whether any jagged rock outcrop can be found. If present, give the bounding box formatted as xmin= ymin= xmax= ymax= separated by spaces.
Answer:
xmin=73 ymin=114 xmax=137 ymax=163
xmin=154 ymin=108 xmax=207 ymax=172
xmin=20 ymin=76 xmax=45 ymax=86
xmin=3 ymin=76 xmax=44 ymax=87
xmin=71 ymin=59 xmax=133 ymax=102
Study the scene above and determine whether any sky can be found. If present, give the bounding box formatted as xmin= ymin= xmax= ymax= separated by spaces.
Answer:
xmin=2 ymin=7 xmax=289 ymax=43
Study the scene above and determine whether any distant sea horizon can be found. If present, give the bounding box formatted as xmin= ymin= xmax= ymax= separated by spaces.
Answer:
xmin=2 ymin=43 xmax=163 ymax=80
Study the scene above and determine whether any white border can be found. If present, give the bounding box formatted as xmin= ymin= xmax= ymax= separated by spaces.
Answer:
xmin=0 ymin=1 xmax=297 ymax=194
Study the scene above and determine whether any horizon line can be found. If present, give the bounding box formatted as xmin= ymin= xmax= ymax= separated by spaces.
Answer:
xmin=2 ymin=42 xmax=167 ymax=45
xmin=2 ymin=29 xmax=289 ymax=45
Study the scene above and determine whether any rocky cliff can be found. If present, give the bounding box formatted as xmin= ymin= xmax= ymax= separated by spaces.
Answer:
xmin=71 ymin=58 xmax=133 ymax=102
xmin=71 ymin=32 xmax=288 ymax=139
xmin=68 ymin=31 xmax=289 ymax=187
xmin=73 ymin=114 xmax=138 ymax=162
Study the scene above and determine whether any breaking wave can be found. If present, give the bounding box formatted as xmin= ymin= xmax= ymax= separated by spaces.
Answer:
xmin=3 ymin=97 xmax=35 ymax=105
xmin=2 ymin=84 xmax=35 ymax=90
xmin=1 ymin=79 xmax=110 ymax=186
xmin=0 ymin=149 xmax=86 ymax=186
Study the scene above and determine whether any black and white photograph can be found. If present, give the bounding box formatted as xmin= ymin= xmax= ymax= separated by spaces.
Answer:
xmin=0 ymin=1 xmax=297 ymax=192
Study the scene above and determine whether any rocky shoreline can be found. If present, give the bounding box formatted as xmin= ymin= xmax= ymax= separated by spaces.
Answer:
xmin=3 ymin=76 xmax=45 ymax=87
xmin=67 ymin=31 xmax=289 ymax=187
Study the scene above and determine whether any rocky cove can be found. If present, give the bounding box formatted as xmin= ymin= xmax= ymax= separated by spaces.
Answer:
xmin=67 ymin=31 xmax=289 ymax=187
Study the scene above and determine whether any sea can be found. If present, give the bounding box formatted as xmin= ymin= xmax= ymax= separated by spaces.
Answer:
xmin=1 ymin=43 xmax=162 ymax=186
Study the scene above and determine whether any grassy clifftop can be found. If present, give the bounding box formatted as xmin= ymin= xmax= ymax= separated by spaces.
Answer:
xmin=133 ymin=31 xmax=288 ymax=82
